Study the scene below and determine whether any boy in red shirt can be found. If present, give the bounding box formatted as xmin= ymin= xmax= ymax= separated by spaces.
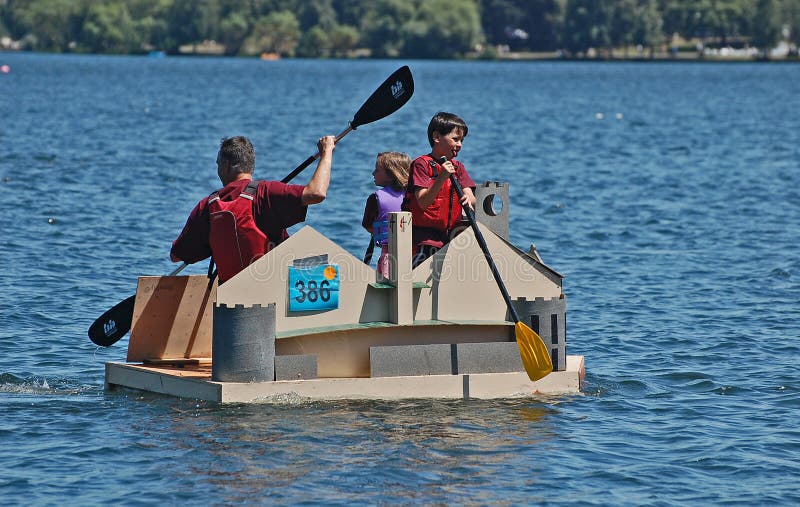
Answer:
xmin=404 ymin=112 xmax=476 ymax=267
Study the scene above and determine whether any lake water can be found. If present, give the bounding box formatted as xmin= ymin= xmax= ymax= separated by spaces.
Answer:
xmin=1 ymin=53 xmax=798 ymax=505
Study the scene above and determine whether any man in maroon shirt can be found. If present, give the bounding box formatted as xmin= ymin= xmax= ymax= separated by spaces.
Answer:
xmin=170 ymin=135 xmax=335 ymax=282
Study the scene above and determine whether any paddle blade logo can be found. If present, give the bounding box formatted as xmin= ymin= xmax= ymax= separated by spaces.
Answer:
xmin=104 ymin=319 xmax=117 ymax=337
xmin=391 ymin=80 xmax=405 ymax=99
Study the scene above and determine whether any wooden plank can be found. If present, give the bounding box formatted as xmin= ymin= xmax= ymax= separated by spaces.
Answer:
xmin=127 ymin=275 xmax=216 ymax=362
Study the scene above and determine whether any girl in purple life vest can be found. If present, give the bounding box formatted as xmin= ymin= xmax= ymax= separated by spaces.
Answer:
xmin=361 ymin=152 xmax=411 ymax=278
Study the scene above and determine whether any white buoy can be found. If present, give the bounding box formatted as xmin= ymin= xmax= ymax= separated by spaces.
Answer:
xmin=595 ymin=112 xmax=604 ymax=120
xmin=615 ymin=112 xmax=624 ymax=120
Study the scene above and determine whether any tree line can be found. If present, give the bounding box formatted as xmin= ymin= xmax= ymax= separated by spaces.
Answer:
xmin=1 ymin=0 xmax=798 ymax=58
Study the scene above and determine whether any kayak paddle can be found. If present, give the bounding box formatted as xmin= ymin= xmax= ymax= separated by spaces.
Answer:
xmin=281 ymin=65 xmax=414 ymax=183
xmin=442 ymin=157 xmax=553 ymax=381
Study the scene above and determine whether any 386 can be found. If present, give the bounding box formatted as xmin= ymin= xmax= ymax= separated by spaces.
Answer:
xmin=294 ymin=279 xmax=331 ymax=303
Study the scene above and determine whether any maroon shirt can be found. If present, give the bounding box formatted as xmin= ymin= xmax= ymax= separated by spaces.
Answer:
xmin=171 ymin=178 xmax=307 ymax=264
xmin=405 ymin=155 xmax=476 ymax=248
xmin=408 ymin=156 xmax=475 ymax=192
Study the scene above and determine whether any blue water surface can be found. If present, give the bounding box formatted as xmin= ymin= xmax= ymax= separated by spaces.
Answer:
xmin=1 ymin=53 xmax=798 ymax=505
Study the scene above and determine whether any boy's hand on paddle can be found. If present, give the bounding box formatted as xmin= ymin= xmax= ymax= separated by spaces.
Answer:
xmin=436 ymin=159 xmax=457 ymax=179
xmin=460 ymin=187 xmax=476 ymax=211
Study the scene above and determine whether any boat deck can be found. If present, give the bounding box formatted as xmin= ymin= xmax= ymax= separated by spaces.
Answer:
xmin=105 ymin=355 xmax=585 ymax=403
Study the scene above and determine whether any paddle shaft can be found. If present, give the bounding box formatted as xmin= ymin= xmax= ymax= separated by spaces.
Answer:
xmin=280 ymin=65 xmax=414 ymax=184
xmin=363 ymin=234 xmax=376 ymax=264
xmin=281 ymin=125 xmax=353 ymax=183
xmin=168 ymin=262 xmax=188 ymax=276
xmin=447 ymin=168 xmax=521 ymax=324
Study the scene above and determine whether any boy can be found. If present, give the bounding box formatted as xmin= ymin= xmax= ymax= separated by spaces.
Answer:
xmin=404 ymin=112 xmax=476 ymax=267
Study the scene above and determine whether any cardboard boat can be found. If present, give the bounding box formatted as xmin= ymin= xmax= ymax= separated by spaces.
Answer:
xmin=104 ymin=182 xmax=585 ymax=402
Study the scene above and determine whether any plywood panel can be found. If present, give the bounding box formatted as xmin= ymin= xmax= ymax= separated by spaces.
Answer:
xmin=126 ymin=275 xmax=216 ymax=362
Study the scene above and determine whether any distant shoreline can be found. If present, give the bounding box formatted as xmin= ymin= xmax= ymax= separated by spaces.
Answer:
xmin=2 ymin=47 xmax=798 ymax=63
xmin=490 ymin=50 xmax=800 ymax=63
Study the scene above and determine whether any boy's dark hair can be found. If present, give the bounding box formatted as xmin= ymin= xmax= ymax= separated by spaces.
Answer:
xmin=217 ymin=136 xmax=255 ymax=174
xmin=427 ymin=112 xmax=468 ymax=147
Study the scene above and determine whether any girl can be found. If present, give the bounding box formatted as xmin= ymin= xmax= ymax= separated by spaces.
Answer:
xmin=361 ymin=152 xmax=411 ymax=278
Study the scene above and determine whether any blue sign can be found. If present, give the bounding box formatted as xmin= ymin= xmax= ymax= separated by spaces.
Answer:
xmin=288 ymin=264 xmax=340 ymax=312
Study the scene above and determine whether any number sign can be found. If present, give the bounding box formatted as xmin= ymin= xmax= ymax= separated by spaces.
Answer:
xmin=288 ymin=264 xmax=340 ymax=312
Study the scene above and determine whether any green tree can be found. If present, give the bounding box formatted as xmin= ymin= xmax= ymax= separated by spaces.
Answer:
xmin=126 ymin=0 xmax=171 ymax=51
xmin=789 ymin=0 xmax=800 ymax=48
xmin=479 ymin=0 xmax=526 ymax=47
xmin=401 ymin=0 xmax=482 ymax=58
xmin=8 ymin=0 xmax=83 ymax=51
xmin=127 ymin=0 xmax=172 ymax=20
xmin=245 ymin=10 xmax=300 ymax=56
xmin=478 ymin=0 xmax=561 ymax=51
xmin=297 ymin=21 xmax=358 ymax=57
xmin=165 ymin=0 xmax=220 ymax=53
xmin=331 ymin=0 xmax=367 ymax=27
xmin=359 ymin=0 xmax=415 ymax=57
xmin=610 ymin=0 xmax=638 ymax=56
xmin=712 ymin=0 xmax=748 ymax=43
xmin=751 ymin=0 xmax=781 ymax=56
xmin=327 ymin=23 xmax=359 ymax=56
xmin=295 ymin=0 xmax=337 ymax=30
xmin=633 ymin=0 xmax=663 ymax=57
xmin=218 ymin=12 xmax=250 ymax=55
xmin=81 ymin=2 xmax=140 ymax=54
xmin=296 ymin=25 xmax=327 ymax=57
xmin=524 ymin=0 xmax=561 ymax=50
xmin=562 ymin=0 xmax=614 ymax=56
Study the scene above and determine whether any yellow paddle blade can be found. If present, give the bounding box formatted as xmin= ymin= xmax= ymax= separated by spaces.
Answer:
xmin=515 ymin=322 xmax=553 ymax=382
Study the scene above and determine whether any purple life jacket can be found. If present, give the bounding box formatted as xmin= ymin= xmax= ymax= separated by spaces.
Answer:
xmin=372 ymin=186 xmax=405 ymax=246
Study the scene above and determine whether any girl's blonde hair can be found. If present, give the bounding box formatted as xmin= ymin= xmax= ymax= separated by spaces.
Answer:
xmin=376 ymin=151 xmax=411 ymax=190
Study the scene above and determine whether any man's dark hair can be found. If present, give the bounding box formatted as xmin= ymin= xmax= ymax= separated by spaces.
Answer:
xmin=427 ymin=112 xmax=468 ymax=147
xmin=217 ymin=136 xmax=255 ymax=174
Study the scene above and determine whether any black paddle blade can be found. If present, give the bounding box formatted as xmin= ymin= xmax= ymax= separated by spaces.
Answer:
xmin=351 ymin=66 xmax=414 ymax=129
xmin=88 ymin=294 xmax=136 ymax=347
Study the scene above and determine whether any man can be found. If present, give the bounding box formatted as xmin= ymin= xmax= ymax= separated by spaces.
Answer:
xmin=171 ymin=135 xmax=335 ymax=283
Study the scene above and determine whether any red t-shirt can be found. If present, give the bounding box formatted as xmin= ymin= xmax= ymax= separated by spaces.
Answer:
xmin=406 ymin=155 xmax=476 ymax=248
xmin=408 ymin=156 xmax=475 ymax=192
xmin=171 ymin=178 xmax=307 ymax=264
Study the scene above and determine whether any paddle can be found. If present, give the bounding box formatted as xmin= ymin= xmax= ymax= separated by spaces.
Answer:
xmin=281 ymin=65 xmax=414 ymax=183
xmin=88 ymin=66 xmax=415 ymax=347
xmin=88 ymin=263 xmax=186 ymax=346
xmin=441 ymin=157 xmax=553 ymax=381
xmin=363 ymin=235 xmax=375 ymax=264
